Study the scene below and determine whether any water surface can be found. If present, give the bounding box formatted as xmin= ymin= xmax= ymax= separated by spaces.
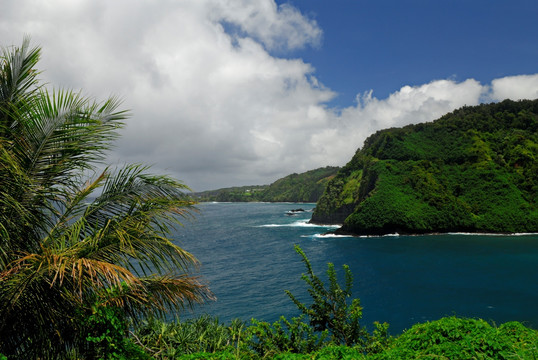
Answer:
xmin=174 ymin=202 xmax=538 ymax=333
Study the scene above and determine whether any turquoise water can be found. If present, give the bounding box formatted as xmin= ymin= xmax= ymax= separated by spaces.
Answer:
xmin=174 ymin=202 xmax=538 ymax=333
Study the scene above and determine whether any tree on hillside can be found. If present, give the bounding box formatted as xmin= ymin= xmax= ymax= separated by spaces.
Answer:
xmin=0 ymin=38 xmax=212 ymax=358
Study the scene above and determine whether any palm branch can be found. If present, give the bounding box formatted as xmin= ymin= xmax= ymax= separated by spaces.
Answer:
xmin=0 ymin=38 xmax=212 ymax=358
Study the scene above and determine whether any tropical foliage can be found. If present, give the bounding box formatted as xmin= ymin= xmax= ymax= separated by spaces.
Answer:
xmin=312 ymin=100 xmax=538 ymax=235
xmin=194 ymin=166 xmax=339 ymax=203
xmin=0 ymin=38 xmax=211 ymax=358
xmin=134 ymin=315 xmax=247 ymax=358
xmin=285 ymin=245 xmax=372 ymax=348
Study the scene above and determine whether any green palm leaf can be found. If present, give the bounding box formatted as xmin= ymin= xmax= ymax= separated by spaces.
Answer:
xmin=0 ymin=35 xmax=40 ymax=110
xmin=0 ymin=38 xmax=212 ymax=358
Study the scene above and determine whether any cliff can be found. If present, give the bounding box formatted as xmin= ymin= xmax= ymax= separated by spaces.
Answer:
xmin=311 ymin=99 xmax=538 ymax=235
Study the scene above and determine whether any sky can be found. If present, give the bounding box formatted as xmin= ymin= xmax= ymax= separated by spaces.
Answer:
xmin=1 ymin=0 xmax=538 ymax=191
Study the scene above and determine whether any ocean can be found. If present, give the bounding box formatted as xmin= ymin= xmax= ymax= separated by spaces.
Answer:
xmin=173 ymin=202 xmax=538 ymax=334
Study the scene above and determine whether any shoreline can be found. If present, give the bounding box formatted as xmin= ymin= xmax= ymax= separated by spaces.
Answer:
xmin=326 ymin=227 xmax=538 ymax=238
xmin=306 ymin=222 xmax=538 ymax=238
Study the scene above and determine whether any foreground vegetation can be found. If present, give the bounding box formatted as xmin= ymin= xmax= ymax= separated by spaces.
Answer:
xmin=312 ymin=100 xmax=538 ymax=235
xmin=131 ymin=316 xmax=537 ymax=359
xmin=193 ymin=167 xmax=339 ymax=203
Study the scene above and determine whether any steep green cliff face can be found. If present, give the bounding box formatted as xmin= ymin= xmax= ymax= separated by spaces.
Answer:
xmin=311 ymin=99 xmax=538 ymax=235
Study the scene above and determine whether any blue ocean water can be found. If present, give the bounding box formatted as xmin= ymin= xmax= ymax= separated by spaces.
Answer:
xmin=173 ymin=202 xmax=538 ymax=334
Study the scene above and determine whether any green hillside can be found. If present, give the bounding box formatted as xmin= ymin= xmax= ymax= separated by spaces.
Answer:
xmin=193 ymin=166 xmax=339 ymax=203
xmin=311 ymin=99 xmax=538 ymax=235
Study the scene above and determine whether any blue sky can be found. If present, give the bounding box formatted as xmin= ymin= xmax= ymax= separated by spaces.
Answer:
xmin=277 ymin=0 xmax=538 ymax=107
xmin=2 ymin=0 xmax=537 ymax=190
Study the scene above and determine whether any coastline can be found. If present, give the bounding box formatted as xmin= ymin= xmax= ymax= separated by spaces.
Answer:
xmin=318 ymin=224 xmax=538 ymax=238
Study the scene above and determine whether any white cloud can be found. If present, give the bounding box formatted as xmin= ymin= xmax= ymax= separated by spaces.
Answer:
xmin=207 ymin=0 xmax=322 ymax=51
xmin=1 ymin=1 xmax=537 ymax=190
xmin=489 ymin=74 xmax=538 ymax=101
xmin=308 ymin=79 xmax=485 ymax=167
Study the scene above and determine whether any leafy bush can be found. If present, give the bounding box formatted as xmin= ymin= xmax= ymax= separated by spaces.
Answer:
xmin=285 ymin=245 xmax=371 ymax=347
xmin=133 ymin=315 xmax=246 ymax=358
xmin=376 ymin=316 xmax=538 ymax=359
xmin=270 ymin=346 xmax=367 ymax=360
xmin=247 ymin=315 xmax=330 ymax=357
xmin=79 ymin=304 xmax=150 ymax=360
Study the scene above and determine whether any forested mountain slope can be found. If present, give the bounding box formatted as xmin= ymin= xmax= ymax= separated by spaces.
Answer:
xmin=311 ymin=99 xmax=538 ymax=235
xmin=194 ymin=166 xmax=339 ymax=202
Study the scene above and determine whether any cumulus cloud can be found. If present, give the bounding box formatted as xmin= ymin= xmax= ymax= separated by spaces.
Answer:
xmin=489 ymin=74 xmax=538 ymax=101
xmin=1 ymin=1 xmax=537 ymax=190
xmin=308 ymin=79 xmax=485 ymax=166
xmin=208 ymin=0 xmax=322 ymax=51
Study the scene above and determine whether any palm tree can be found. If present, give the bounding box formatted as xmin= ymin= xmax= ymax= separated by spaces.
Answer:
xmin=0 ymin=38 xmax=212 ymax=358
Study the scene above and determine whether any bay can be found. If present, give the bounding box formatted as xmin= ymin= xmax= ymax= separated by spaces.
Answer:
xmin=173 ymin=202 xmax=538 ymax=333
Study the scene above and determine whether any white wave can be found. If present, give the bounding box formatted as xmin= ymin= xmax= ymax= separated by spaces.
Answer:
xmin=303 ymin=233 xmax=354 ymax=239
xmin=338 ymin=233 xmax=400 ymax=238
xmin=447 ymin=232 xmax=538 ymax=236
xmin=200 ymin=201 xmax=233 ymax=204
xmin=303 ymin=232 xmax=402 ymax=239
xmin=260 ymin=220 xmax=340 ymax=228
xmin=353 ymin=233 xmax=401 ymax=238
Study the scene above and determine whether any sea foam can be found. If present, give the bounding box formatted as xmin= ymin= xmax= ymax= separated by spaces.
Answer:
xmin=260 ymin=220 xmax=340 ymax=229
xmin=303 ymin=233 xmax=354 ymax=239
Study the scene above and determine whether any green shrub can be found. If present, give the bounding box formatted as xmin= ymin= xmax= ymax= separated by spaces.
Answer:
xmin=247 ymin=315 xmax=330 ymax=357
xmin=175 ymin=350 xmax=243 ymax=359
xmin=376 ymin=316 xmax=538 ymax=360
xmin=310 ymin=345 xmax=367 ymax=359
xmin=134 ymin=315 xmax=246 ymax=358
xmin=497 ymin=321 xmax=538 ymax=359
xmin=79 ymin=304 xmax=149 ymax=360
xmin=285 ymin=245 xmax=377 ymax=348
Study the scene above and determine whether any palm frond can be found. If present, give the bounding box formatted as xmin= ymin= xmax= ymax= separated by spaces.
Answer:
xmin=45 ymin=170 xmax=108 ymax=244
xmin=1 ymin=246 xmax=138 ymax=308
xmin=0 ymin=38 xmax=213 ymax=358
xmin=100 ymin=275 xmax=214 ymax=319
xmin=13 ymin=89 xmax=127 ymax=189
xmin=0 ymin=35 xmax=41 ymax=107
xmin=86 ymin=164 xmax=195 ymax=227
xmin=0 ymin=143 xmax=43 ymax=257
